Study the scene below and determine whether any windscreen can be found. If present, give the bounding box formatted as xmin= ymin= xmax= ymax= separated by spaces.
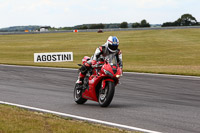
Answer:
xmin=105 ymin=54 xmax=117 ymax=66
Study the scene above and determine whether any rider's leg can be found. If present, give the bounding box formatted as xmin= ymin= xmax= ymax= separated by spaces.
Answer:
xmin=77 ymin=72 xmax=85 ymax=85
xmin=77 ymin=61 xmax=91 ymax=85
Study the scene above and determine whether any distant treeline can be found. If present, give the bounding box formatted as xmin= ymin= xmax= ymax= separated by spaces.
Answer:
xmin=0 ymin=26 xmax=40 ymax=32
xmin=162 ymin=14 xmax=200 ymax=27
xmin=0 ymin=14 xmax=199 ymax=32
xmin=72 ymin=19 xmax=151 ymax=29
xmin=72 ymin=14 xmax=200 ymax=29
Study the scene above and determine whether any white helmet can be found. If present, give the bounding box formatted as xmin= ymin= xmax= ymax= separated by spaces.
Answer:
xmin=106 ymin=36 xmax=119 ymax=52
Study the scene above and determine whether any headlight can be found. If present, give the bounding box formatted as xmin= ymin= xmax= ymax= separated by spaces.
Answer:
xmin=116 ymin=75 xmax=120 ymax=78
xmin=103 ymin=69 xmax=113 ymax=77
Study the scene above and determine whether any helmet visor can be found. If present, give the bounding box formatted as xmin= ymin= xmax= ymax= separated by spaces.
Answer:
xmin=108 ymin=44 xmax=118 ymax=51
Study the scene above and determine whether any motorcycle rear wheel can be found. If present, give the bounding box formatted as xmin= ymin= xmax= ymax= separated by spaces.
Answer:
xmin=98 ymin=81 xmax=115 ymax=107
xmin=74 ymin=83 xmax=87 ymax=104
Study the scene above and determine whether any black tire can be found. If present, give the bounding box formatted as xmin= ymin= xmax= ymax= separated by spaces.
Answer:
xmin=98 ymin=81 xmax=115 ymax=107
xmin=74 ymin=83 xmax=87 ymax=104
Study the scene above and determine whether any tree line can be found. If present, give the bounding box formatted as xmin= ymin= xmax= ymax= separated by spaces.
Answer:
xmin=73 ymin=19 xmax=150 ymax=30
xmin=74 ymin=13 xmax=199 ymax=29
xmin=162 ymin=14 xmax=199 ymax=27
xmin=1 ymin=13 xmax=199 ymax=32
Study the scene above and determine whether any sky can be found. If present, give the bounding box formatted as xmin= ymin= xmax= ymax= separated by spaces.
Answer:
xmin=0 ymin=0 xmax=200 ymax=28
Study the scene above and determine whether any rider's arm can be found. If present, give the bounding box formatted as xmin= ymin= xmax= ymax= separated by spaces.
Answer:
xmin=92 ymin=46 xmax=103 ymax=61
xmin=116 ymin=50 xmax=123 ymax=68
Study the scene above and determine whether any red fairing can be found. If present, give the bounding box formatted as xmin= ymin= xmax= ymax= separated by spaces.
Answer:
xmin=116 ymin=67 xmax=122 ymax=76
xmin=102 ymin=79 xmax=114 ymax=89
xmin=82 ymin=75 xmax=101 ymax=101
xmin=101 ymin=63 xmax=114 ymax=76
xmin=81 ymin=58 xmax=122 ymax=102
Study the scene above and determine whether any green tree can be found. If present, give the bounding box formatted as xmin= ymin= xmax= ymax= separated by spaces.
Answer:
xmin=120 ymin=22 xmax=128 ymax=28
xmin=78 ymin=25 xmax=88 ymax=29
xmin=89 ymin=23 xmax=105 ymax=29
xmin=174 ymin=18 xmax=182 ymax=26
xmin=132 ymin=22 xmax=140 ymax=28
xmin=162 ymin=13 xmax=199 ymax=27
xmin=140 ymin=19 xmax=150 ymax=27
xmin=162 ymin=22 xmax=176 ymax=27
xmin=180 ymin=14 xmax=198 ymax=26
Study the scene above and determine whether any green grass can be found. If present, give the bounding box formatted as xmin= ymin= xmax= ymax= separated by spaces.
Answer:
xmin=0 ymin=28 xmax=200 ymax=76
xmin=0 ymin=104 xmax=135 ymax=133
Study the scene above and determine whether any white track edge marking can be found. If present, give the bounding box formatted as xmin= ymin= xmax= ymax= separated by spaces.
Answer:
xmin=0 ymin=101 xmax=162 ymax=133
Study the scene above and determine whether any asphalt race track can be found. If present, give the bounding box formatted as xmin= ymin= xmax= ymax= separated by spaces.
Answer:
xmin=0 ymin=65 xmax=200 ymax=133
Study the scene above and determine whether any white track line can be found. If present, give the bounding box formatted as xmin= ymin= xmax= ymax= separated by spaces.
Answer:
xmin=124 ymin=71 xmax=200 ymax=80
xmin=0 ymin=64 xmax=200 ymax=80
xmin=0 ymin=101 xmax=162 ymax=133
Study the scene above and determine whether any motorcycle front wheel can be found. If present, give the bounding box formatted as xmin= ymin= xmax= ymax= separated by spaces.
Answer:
xmin=98 ymin=81 xmax=115 ymax=107
xmin=74 ymin=83 xmax=87 ymax=104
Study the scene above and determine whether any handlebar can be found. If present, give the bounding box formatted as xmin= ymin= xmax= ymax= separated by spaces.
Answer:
xmin=92 ymin=63 xmax=103 ymax=68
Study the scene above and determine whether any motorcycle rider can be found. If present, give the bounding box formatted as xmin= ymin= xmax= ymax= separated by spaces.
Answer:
xmin=77 ymin=36 xmax=123 ymax=88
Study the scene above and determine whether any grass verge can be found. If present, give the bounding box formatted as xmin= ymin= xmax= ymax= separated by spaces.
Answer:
xmin=0 ymin=28 xmax=200 ymax=76
xmin=0 ymin=104 xmax=136 ymax=133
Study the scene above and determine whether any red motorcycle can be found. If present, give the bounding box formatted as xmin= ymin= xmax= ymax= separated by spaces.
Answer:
xmin=74 ymin=56 xmax=122 ymax=107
